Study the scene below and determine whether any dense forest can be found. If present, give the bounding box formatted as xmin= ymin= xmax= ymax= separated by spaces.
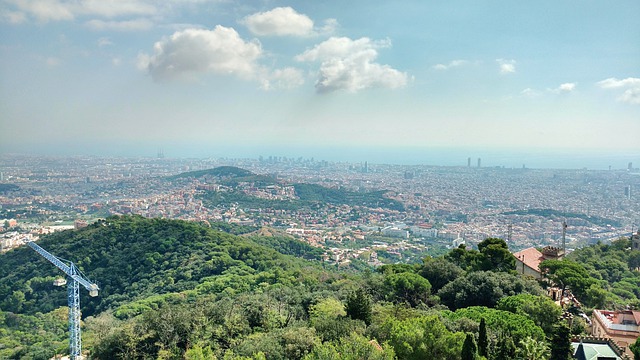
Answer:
xmin=1 ymin=216 xmax=639 ymax=359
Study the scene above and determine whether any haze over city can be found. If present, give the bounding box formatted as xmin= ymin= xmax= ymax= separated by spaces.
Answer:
xmin=1 ymin=1 xmax=639 ymax=167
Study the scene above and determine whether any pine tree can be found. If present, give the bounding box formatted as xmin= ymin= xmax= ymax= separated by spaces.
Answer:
xmin=461 ymin=333 xmax=478 ymax=360
xmin=478 ymin=318 xmax=488 ymax=358
xmin=345 ymin=288 xmax=372 ymax=325
xmin=550 ymin=324 xmax=572 ymax=360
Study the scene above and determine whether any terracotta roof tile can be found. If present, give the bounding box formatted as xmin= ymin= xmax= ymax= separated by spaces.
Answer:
xmin=513 ymin=247 xmax=545 ymax=272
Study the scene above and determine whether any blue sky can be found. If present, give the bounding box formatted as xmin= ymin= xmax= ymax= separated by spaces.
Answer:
xmin=0 ymin=0 xmax=639 ymax=164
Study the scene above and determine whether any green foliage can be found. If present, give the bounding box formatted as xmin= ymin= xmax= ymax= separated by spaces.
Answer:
xmin=540 ymin=259 xmax=596 ymax=303
xmin=345 ymin=288 xmax=373 ymax=325
xmin=549 ymin=324 xmax=572 ymax=360
xmin=418 ymin=256 xmax=464 ymax=292
xmin=517 ymin=337 xmax=549 ymax=360
xmin=476 ymin=238 xmax=515 ymax=272
xmin=478 ymin=318 xmax=488 ymax=358
xmin=303 ymin=332 xmax=395 ymax=360
xmin=167 ymin=166 xmax=256 ymax=181
xmin=0 ymin=216 xmax=322 ymax=317
xmin=248 ymin=235 xmax=324 ymax=260
xmin=438 ymin=271 xmax=543 ymax=310
xmin=0 ymin=309 xmax=67 ymax=359
xmin=447 ymin=307 xmax=546 ymax=345
xmin=629 ymin=336 xmax=640 ymax=360
xmin=496 ymin=293 xmax=562 ymax=333
xmin=564 ymin=237 xmax=640 ymax=308
xmin=383 ymin=271 xmax=432 ymax=307
xmin=461 ymin=333 xmax=478 ymax=360
xmin=385 ymin=315 xmax=465 ymax=360
xmin=292 ymin=183 xmax=404 ymax=211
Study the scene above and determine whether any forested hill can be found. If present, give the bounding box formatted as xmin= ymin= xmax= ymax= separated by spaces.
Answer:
xmin=0 ymin=215 xmax=323 ymax=318
xmin=167 ymin=166 xmax=277 ymax=186
xmin=169 ymin=166 xmax=404 ymax=211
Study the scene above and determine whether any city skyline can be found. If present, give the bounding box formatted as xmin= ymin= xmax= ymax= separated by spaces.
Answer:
xmin=1 ymin=1 xmax=639 ymax=161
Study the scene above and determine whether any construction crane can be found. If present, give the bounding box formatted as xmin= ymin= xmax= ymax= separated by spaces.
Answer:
xmin=27 ymin=241 xmax=99 ymax=360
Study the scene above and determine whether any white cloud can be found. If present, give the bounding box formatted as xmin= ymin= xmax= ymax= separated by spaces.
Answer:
xmin=241 ymin=7 xmax=314 ymax=37
xmin=80 ymin=0 xmax=157 ymax=18
xmin=296 ymin=37 xmax=408 ymax=93
xmin=5 ymin=0 xmax=157 ymax=23
xmin=9 ymin=0 xmax=74 ymax=22
xmin=557 ymin=82 xmax=576 ymax=92
xmin=138 ymin=26 xmax=262 ymax=81
xmin=496 ymin=58 xmax=516 ymax=74
xmin=432 ymin=59 xmax=468 ymax=71
xmin=319 ymin=18 xmax=338 ymax=35
xmin=86 ymin=18 xmax=153 ymax=31
xmin=598 ymin=77 xmax=640 ymax=104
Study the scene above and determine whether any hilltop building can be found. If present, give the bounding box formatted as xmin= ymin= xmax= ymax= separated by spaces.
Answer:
xmin=591 ymin=309 xmax=640 ymax=357
xmin=512 ymin=245 xmax=565 ymax=279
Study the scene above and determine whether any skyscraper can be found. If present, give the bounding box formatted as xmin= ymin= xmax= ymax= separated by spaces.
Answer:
xmin=477 ymin=158 xmax=481 ymax=168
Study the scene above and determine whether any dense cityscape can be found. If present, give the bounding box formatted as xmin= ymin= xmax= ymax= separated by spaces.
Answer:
xmin=2 ymin=154 xmax=638 ymax=265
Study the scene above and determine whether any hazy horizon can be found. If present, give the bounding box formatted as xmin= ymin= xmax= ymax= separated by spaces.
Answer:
xmin=2 ymin=145 xmax=639 ymax=171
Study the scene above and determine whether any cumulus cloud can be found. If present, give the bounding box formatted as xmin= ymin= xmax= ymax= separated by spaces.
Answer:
xmin=496 ymin=58 xmax=516 ymax=74
xmin=432 ymin=59 xmax=468 ymax=70
xmin=295 ymin=37 xmax=408 ymax=93
xmin=138 ymin=26 xmax=262 ymax=81
xmin=86 ymin=18 xmax=153 ymax=31
xmin=597 ymin=77 xmax=640 ymax=104
xmin=5 ymin=0 xmax=157 ymax=23
xmin=241 ymin=7 xmax=314 ymax=37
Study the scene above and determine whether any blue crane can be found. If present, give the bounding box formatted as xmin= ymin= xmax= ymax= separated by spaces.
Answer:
xmin=27 ymin=241 xmax=99 ymax=360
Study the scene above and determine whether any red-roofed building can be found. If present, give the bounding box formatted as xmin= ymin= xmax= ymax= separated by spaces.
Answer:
xmin=513 ymin=247 xmax=545 ymax=279
xmin=513 ymin=245 xmax=565 ymax=279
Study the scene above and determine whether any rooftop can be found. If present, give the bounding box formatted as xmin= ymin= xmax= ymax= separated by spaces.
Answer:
xmin=513 ymin=247 xmax=545 ymax=272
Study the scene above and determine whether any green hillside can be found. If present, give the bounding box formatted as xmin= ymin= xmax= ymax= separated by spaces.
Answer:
xmin=4 ymin=218 xmax=635 ymax=360
xmin=167 ymin=166 xmax=277 ymax=186
xmin=0 ymin=215 xmax=322 ymax=318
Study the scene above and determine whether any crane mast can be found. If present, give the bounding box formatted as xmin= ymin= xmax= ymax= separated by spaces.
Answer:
xmin=27 ymin=241 xmax=99 ymax=360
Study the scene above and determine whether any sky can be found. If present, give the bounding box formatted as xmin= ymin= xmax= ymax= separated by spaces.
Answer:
xmin=0 ymin=0 xmax=639 ymax=167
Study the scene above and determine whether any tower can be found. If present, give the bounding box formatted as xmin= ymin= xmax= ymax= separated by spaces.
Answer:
xmin=562 ymin=220 xmax=567 ymax=255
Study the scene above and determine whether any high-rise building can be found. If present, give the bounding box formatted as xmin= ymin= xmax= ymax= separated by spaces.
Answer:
xmin=467 ymin=157 xmax=471 ymax=167
xmin=477 ymin=158 xmax=481 ymax=168
xmin=629 ymin=162 xmax=633 ymax=171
